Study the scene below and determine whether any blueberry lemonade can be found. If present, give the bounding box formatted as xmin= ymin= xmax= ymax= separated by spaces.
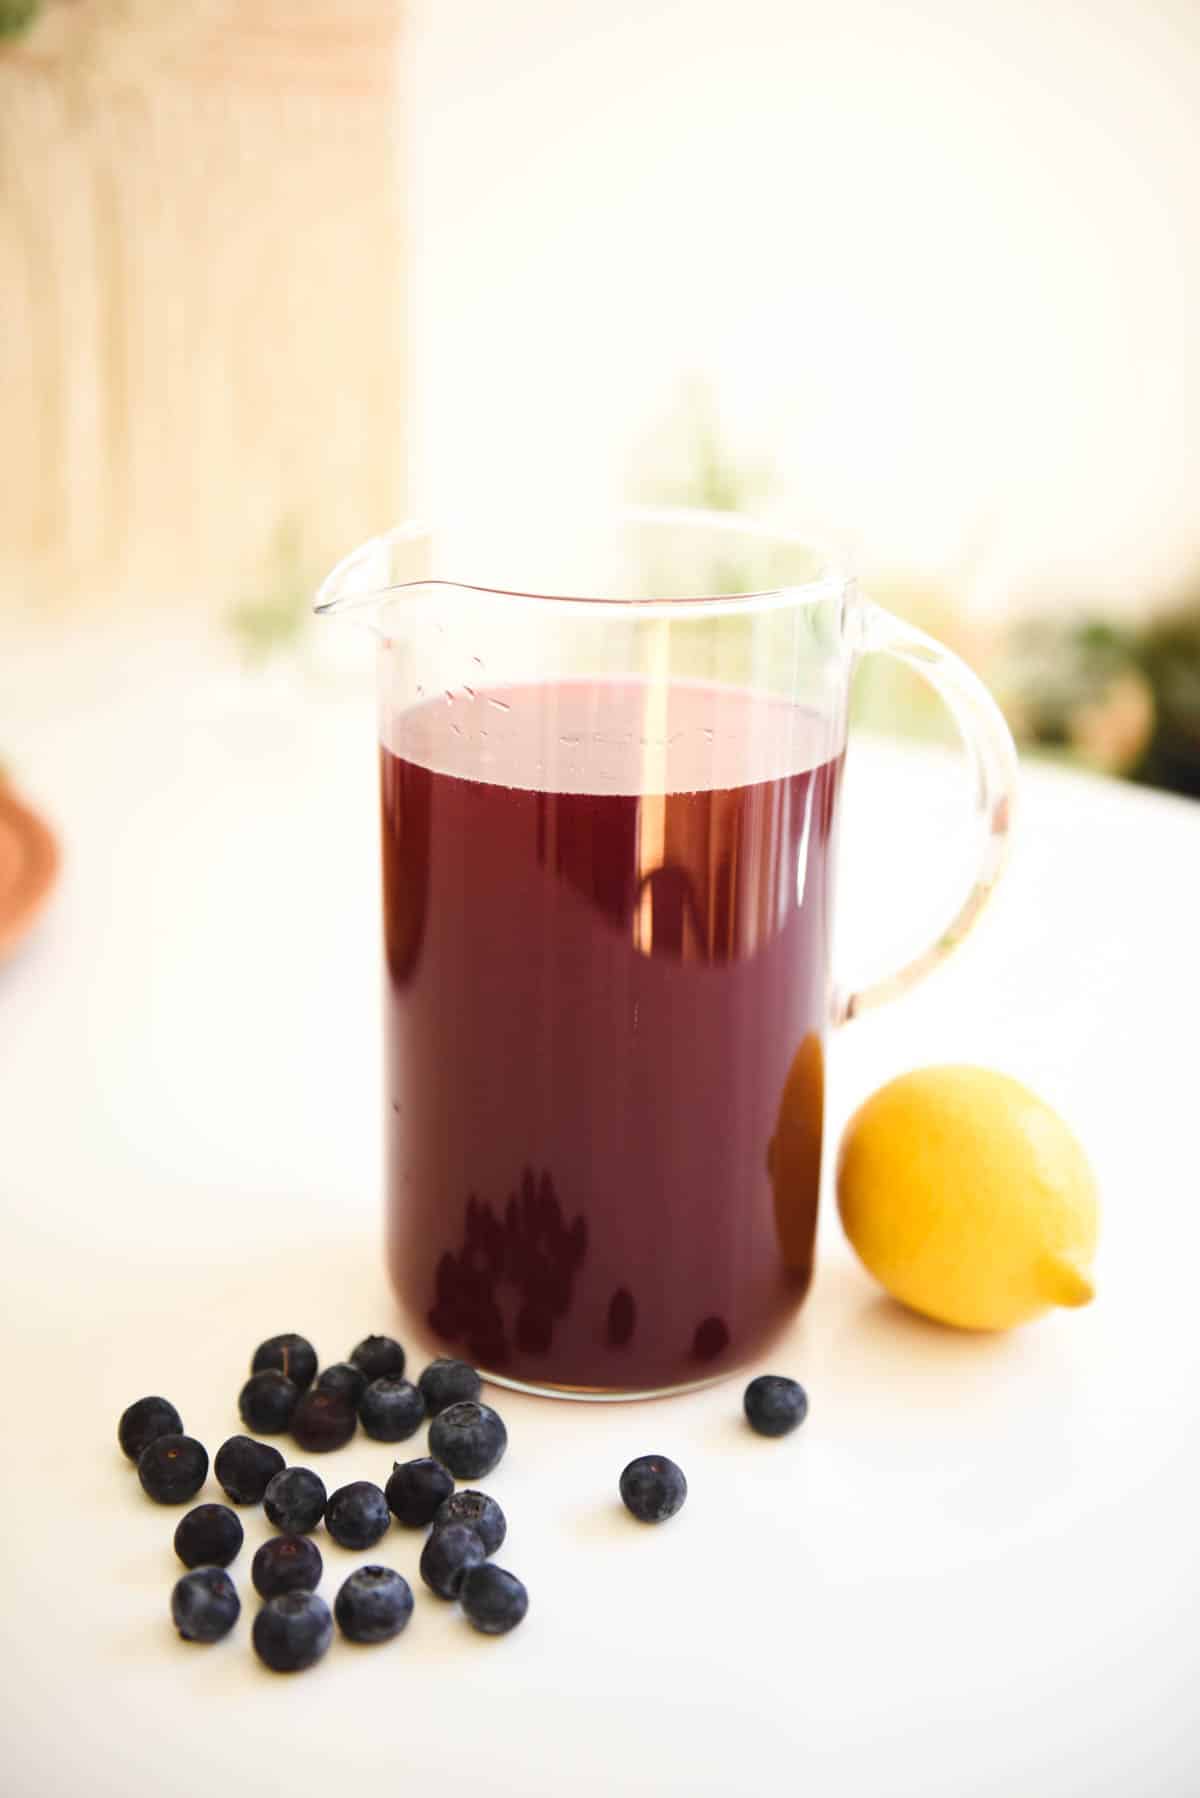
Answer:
xmin=381 ymin=676 xmax=841 ymax=1393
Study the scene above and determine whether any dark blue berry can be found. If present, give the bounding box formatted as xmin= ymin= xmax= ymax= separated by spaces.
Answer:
xmin=252 ymin=1591 xmax=333 ymax=1672
xmin=619 ymin=1455 xmax=687 ymax=1523
xmin=743 ymin=1373 xmax=809 ymax=1438
xmin=171 ymin=1567 xmax=240 ymax=1643
xmin=434 ymin=1489 xmax=506 ymax=1556
xmin=428 ymin=1400 xmax=507 ymax=1479
xmin=419 ymin=1523 xmax=486 ymax=1600
xmin=263 ymin=1466 xmax=327 ymax=1535
xmin=238 ymin=1369 xmax=299 ymax=1435
xmin=316 ymin=1361 xmax=368 ymax=1406
xmin=251 ymin=1534 xmax=323 ymax=1599
xmin=214 ymin=1434 xmax=286 ymax=1505
xmin=358 ymin=1377 xmax=425 ymax=1443
xmin=174 ymin=1503 xmax=244 ymax=1569
xmin=118 ymin=1395 xmax=183 ymax=1463
xmin=385 ymin=1457 xmax=454 ymax=1527
xmin=290 ymin=1386 xmax=356 ymax=1453
xmin=137 ymin=1434 xmax=209 ymax=1505
xmin=460 ymin=1564 xmax=528 ymax=1635
xmin=251 ymin=1333 xmax=318 ymax=1393
xmin=350 ymin=1334 xmax=406 ymax=1381
xmin=325 ymin=1481 xmax=390 ymax=1551
xmin=418 ymin=1358 xmax=481 ymax=1416
xmin=334 ymin=1566 xmax=414 ymax=1644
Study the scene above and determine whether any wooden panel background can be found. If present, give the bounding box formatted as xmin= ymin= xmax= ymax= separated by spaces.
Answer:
xmin=0 ymin=1 xmax=406 ymax=617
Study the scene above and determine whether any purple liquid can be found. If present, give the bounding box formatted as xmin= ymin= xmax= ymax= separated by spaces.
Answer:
xmin=381 ymin=678 xmax=843 ymax=1392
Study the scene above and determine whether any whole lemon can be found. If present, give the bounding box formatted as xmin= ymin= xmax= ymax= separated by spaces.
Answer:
xmin=836 ymin=1066 xmax=1098 ymax=1330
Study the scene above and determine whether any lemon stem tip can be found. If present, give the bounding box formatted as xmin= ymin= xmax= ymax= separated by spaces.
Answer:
xmin=1044 ymin=1256 xmax=1096 ymax=1309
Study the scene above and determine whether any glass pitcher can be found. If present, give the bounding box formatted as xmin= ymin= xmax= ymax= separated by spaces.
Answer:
xmin=316 ymin=507 xmax=1017 ymax=1399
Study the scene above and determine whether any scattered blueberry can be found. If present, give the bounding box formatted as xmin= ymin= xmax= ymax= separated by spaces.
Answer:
xmin=428 ymin=1400 xmax=508 ymax=1480
xmin=137 ymin=1434 xmax=209 ymax=1505
xmin=214 ymin=1435 xmax=286 ymax=1506
xmin=325 ymin=1481 xmax=391 ymax=1551
xmin=252 ymin=1591 xmax=333 ymax=1673
xmin=419 ymin=1523 xmax=486 ymax=1600
xmin=349 ymin=1334 xmax=406 ymax=1381
xmin=358 ymin=1377 xmax=425 ymax=1443
xmin=743 ymin=1373 xmax=809 ymax=1438
xmin=384 ymin=1457 xmax=454 ymax=1528
xmin=118 ymin=1396 xmax=184 ymax=1463
xmin=334 ymin=1566 xmax=414 ymax=1644
xmin=251 ymin=1333 xmax=318 ymax=1393
xmin=434 ymin=1489 xmax=506 ymax=1556
xmin=263 ymin=1466 xmax=327 ymax=1536
xmin=290 ymin=1387 xmax=356 ymax=1453
xmin=174 ymin=1503 xmax=244 ymax=1569
xmin=316 ymin=1361 xmax=369 ymax=1406
xmin=251 ymin=1534 xmax=323 ymax=1599
xmin=238 ymin=1369 xmax=299 ymax=1435
xmin=171 ymin=1567 xmax=240 ymax=1643
xmin=619 ymin=1455 xmax=688 ymax=1523
xmin=460 ymin=1564 xmax=528 ymax=1636
xmin=418 ymin=1357 xmax=481 ymax=1416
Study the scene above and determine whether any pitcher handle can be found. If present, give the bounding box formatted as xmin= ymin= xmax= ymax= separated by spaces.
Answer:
xmin=834 ymin=601 xmax=1019 ymax=1025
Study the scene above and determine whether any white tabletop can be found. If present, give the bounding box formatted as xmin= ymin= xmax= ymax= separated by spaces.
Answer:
xmin=2 ymin=630 xmax=1198 ymax=1797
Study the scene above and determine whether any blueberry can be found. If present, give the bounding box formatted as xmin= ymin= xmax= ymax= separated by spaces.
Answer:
xmin=263 ymin=1466 xmax=327 ymax=1536
xmin=252 ymin=1591 xmax=333 ymax=1673
xmin=434 ymin=1489 xmax=506 ymax=1556
xmin=238 ymin=1369 xmax=299 ymax=1435
xmin=349 ymin=1334 xmax=407 ymax=1381
xmin=325 ymin=1481 xmax=390 ymax=1551
xmin=251 ymin=1534 xmax=323 ymax=1599
xmin=137 ymin=1434 xmax=209 ymax=1505
xmin=428 ymin=1401 xmax=507 ymax=1479
xmin=334 ymin=1566 xmax=414 ymax=1644
xmin=290 ymin=1387 xmax=356 ymax=1453
xmin=118 ymin=1396 xmax=184 ymax=1463
xmin=418 ymin=1357 xmax=481 ymax=1416
xmin=316 ymin=1361 xmax=368 ymax=1406
xmin=419 ymin=1523 xmax=486 ymax=1600
xmin=384 ymin=1457 xmax=454 ymax=1528
xmin=171 ymin=1567 xmax=240 ymax=1643
xmin=251 ymin=1333 xmax=318 ymax=1393
xmin=743 ymin=1373 xmax=809 ymax=1438
xmin=358 ymin=1377 xmax=425 ymax=1443
xmin=619 ymin=1455 xmax=687 ymax=1523
xmin=214 ymin=1434 xmax=286 ymax=1505
xmin=174 ymin=1503 xmax=244 ymax=1569
xmin=460 ymin=1564 xmax=528 ymax=1636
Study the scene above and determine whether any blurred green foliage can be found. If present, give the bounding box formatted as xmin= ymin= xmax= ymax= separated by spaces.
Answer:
xmin=226 ymin=518 xmax=312 ymax=667
xmin=1130 ymin=605 xmax=1200 ymax=796
xmin=0 ymin=0 xmax=39 ymax=41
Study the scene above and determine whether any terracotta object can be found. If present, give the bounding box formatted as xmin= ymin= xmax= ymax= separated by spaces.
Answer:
xmin=0 ymin=783 xmax=59 ymax=958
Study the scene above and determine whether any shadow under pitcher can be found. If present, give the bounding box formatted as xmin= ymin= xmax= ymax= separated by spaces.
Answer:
xmin=316 ymin=507 xmax=1017 ymax=1399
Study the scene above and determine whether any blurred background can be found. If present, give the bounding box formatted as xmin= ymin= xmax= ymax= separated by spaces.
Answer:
xmin=2 ymin=0 xmax=1198 ymax=796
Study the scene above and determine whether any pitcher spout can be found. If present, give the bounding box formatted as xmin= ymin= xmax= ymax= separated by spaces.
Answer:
xmin=314 ymin=524 xmax=432 ymax=617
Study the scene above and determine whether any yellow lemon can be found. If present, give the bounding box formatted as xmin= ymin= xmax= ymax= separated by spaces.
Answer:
xmin=836 ymin=1066 xmax=1098 ymax=1330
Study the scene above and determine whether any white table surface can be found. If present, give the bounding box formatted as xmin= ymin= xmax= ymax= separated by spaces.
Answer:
xmin=2 ymin=629 xmax=1199 ymax=1797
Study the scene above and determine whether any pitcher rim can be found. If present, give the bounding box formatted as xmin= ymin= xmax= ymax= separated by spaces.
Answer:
xmin=314 ymin=504 xmax=852 ymax=624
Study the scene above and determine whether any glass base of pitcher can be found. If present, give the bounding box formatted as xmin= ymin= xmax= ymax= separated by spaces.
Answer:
xmin=476 ymin=1366 xmax=738 ymax=1403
